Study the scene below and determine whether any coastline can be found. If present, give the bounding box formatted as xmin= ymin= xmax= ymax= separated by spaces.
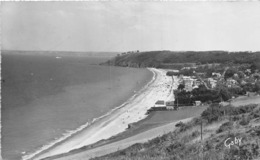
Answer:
xmin=3 ymin=55 xmax=152 ymax=160
xmin=23 ymin=67 xmax=165 ymax=160
xmin=27 ymin=68 xmax=174 ymax=160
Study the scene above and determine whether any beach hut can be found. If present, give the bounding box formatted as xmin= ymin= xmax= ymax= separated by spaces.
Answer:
xmin=195 ymin=101 xmax=201 ymax=106
xmin=166 ymin=101 xmax=175 ymax=110
xmin=154 ymin=100 xmax=166 ymax=107
xmin=166 ymin=101 xmax=175 ymax=106
xmin=166 ymin=106 xmax=174 ymax=110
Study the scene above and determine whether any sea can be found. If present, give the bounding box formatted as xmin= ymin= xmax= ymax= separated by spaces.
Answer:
xmin=1 ymin=51 xmax=153 ymax=160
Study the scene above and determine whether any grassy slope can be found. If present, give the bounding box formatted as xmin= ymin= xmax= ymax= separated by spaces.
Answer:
xmin=42 ymin=106 xmax=208 ymax=160
xmin=93 ymin=96 xmax=260 ymax=160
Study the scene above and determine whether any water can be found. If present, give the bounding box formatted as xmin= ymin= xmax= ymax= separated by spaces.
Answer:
xmin=1 ymin=51 xmax=153 ymax=160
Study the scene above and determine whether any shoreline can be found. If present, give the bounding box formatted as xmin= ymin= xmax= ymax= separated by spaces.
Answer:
xmin=23 ymin=67 xmax=162 ymax=160
xmin=27 ymin=68 xmax=174 ymax=160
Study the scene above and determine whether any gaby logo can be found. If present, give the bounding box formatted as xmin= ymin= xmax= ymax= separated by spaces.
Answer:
xmin=224 ymin=137 xmax=242 ymax=148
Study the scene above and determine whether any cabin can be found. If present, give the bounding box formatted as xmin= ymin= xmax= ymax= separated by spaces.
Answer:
xmin=195 ymin=101 xmax=201 ymax=106
xmin=166 ymin=101 xmax=175 ymax=106
xmin=166 ymin=106 xmax=174 ymax=110
xmin=154 ymin=100 xmax=166 ymax=107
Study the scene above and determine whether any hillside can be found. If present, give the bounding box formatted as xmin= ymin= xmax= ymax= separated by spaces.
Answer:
xmin=2 ymin=50 xmax=119 ymax=58
xmin=93 ymin=102 xmax=260 ymax=160
xmin=102 ymin=51 xmax=260 ymax=69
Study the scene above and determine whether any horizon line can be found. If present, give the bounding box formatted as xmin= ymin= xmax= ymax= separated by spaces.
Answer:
xmin=2 ymin=49 xmax=260 ymax=53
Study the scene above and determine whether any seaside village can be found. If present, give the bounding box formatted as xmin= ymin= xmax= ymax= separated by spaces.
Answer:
xmin=147 ymin=72 xmax=203 ymax=114
xmin=147 ymin=63 xmax=260 ymax=114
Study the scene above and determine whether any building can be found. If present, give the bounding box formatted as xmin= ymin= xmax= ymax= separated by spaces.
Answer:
xmin=194 ymin=79 xmax=203 ymax=86
xmin=166 ymin=106 xmax=174 ymax=110
xmin=183 ymin=76 xmax=196 ymax=92
xmin=154 ymin=100 xmax=166 ymax=107
xmin=226 ymin=78 xmax=238 ymax=88
xmin=207 ymin=78 xmax=217 ymax=88
xmin=195 ymin=101 xmax=201 ymax=106
xmin=212 ymin=72 xmax=221 ymax=78
xmin=166 ymin=101 xmax=175 ymax=106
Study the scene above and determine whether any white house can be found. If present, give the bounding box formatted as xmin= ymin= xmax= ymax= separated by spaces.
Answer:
xmin=207 ymin=78 xmax=217 ymax=88
xmin=154 ymin=100 xmax=166 ymax=107
xmin=212 ymin=72 xmax=221 ymax=78
xmin=195 ymin=101 xmax=201 ymax=106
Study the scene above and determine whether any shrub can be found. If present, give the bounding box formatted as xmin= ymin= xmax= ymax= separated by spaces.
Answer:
xmin=239 ymin=117 xmax=250 ymax=126
xmin=225 ymin=143 xmax=260 ymax=160
xmin=253 ymin=126 xmax=260 ymax=136
xmin=175 ymin=121 xmax=184 ymax=127
xmin=216 ymin=121 xmax=234 ymax=133
xmin=201 ymin=104 xmax=223 ymax=123
xmin=250 ymin=107 xmax=260 ymax=118
xmin=191 ymin=130 xmax=200 ymax=138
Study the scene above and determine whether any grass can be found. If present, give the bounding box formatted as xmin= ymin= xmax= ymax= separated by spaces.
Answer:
xmin=92 ymin=101 xmax=260 ymax=160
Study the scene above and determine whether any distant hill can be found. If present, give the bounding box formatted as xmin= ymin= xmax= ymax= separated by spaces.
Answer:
xmin=102 ymin=51 xmax=260 ymax=68
xmin=1 ymin=50 xmax=119 ymax=58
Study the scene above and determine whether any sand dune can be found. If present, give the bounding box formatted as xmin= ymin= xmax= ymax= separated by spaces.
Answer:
xmin=30 ymin=68 xmax=175 ymax=160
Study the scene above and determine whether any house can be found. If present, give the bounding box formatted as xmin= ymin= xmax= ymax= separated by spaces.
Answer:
xmin=212 ymin=72 xmax=221 ymax=78
xmin=166 ymin=101 xmax=175 ymax=106
xmin=183 ymin=76 xmax=196 ymax=92
xmin=226 ymin=78 xmax=238 ymax=88
xmin=194 ymin=79 xmax=203 ymax=86
xmin=166 ymin=101 xmax=174 ymax=110
xmin=196 ymin=72 xmax=206 ymax=76
xmin=166 ymin=106 xmax=174 ymax=110
xmin=241 ymin=80 xmax=247 ymax=85
xmin=181 ymin=67 xmax=191 ymax=70
xmin=195 ymin=101 xmax=201 ymax=106
xmin=184 ymin=85 xmax=193 ymax=92
xmin=154 ymin=100 xmax=166 ymax=107
xmin=207 ymin=78 xmax=217 ymax=88
xmin=168 ymin=69 xmax=179 ymax=73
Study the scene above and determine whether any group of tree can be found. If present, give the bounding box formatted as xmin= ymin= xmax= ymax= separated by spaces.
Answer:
xmin=104 ymin=51 xmax=260 ymax=70
xmin=175 ymin=85 xmax=221 ymax=106
xmin=174 ymin=82 xmax=255 ymax=106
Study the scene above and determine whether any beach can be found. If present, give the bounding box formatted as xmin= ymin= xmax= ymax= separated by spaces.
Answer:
xmin=28 ymin=68 xmax=175 ymax=160
xmin=2 ymin=53 xmax=153 ymax=160
xmin=53 ymin=118 xmax=193 ymax=160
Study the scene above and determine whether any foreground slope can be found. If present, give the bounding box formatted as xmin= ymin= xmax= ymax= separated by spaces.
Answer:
xmin=93 ymin=96 xmax=260 ymax=160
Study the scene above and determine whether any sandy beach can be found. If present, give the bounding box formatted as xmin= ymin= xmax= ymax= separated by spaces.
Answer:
xmin=53 ymin=118 xmax=193 ymax=160
xmin=27 ymin=68 xmax=176 ymax=160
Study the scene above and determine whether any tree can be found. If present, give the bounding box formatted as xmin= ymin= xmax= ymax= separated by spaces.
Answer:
xmin=178 ymin=84 xmax=185 ymax=90
xmin=201 ymin=104 xmax=223 ymax=123
xmin=254 ymin=81 xmax=260 ymax=93
xmin=219 ymin=87 xmax=232 ymax=101
xmin=253 ymin=73 xmax=260 ymax=81
xmin=224 ymin=68 xmax=237 ymax=80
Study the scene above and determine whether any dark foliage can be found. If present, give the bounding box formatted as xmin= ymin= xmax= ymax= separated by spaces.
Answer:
xmin=216 ymin=121 xmax=234 ymax=133
xmin=201 ymin=104 xmax=223 ymax=123
xmin=201 ymin=104 xmax=257 ymax=123
xmin=104 ymin=51 xmax=260 ymax=69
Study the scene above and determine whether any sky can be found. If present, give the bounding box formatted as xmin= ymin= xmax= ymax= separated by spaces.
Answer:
xmin=2 ymin=1 xmax=260 ymax=52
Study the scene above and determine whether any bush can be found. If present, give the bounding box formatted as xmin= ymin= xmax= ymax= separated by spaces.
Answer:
xmin=225 ymin=143 xmax=260 ymax=160
xmin=239 ymin=117 xmax=250 ymax=126
xmin=180 ymin=123 xmax=190 ymax=132
xmin=191 ymin=130 xmax=200 ymax=138
xmin=253 ymin=126 xmax=260 ymax=136
xmin=216 ymin=121 xmax=234 ymax=133
xmin=250 ymin=107 xmax=260 ymax=119
xmin=201 ymin=104 xmax=223 ymax=123
xmin=175 ymin=121 xmax=184 ymax=127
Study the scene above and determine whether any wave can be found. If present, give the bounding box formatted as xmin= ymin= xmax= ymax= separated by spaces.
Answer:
xmin=22 ymin=68 xmax=156 ymax=160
